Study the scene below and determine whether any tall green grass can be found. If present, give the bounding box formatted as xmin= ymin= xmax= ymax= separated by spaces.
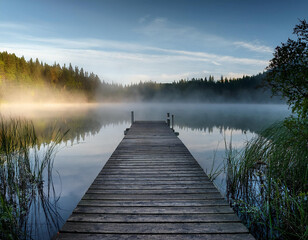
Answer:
xmin=225 ymin=120 xmax=308 ymax=239
xmin=0 ymin=118 xmax=66 ymax=239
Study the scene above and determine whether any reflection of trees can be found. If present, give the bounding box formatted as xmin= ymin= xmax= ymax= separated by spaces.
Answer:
xmin=33 ymin=116 xmax=103 ymax=145
xmin=4 ymin=104 xmax=289 ymax=145
xmin=129 ymin=104 xmax=289 ymax=134
xmin=15 ymin=107 xmax=130 ymax=145
xmin=174 ymin=108 xmax=287 ymax=134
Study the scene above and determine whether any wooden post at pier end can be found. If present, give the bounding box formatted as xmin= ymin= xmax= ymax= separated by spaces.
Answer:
xmin=131 ymin=111 xmax=134 ymax=125
xmin=167 ymin=112 xmax=170 ymax=127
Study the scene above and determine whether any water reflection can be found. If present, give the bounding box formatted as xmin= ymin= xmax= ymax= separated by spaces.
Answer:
xmin=1 ymin=103 xmax=289 ymax=143
xmin=0 ymin=119 xmax=63 ymax=240
xmin=0 ymin=103 xmax=290 ymax=239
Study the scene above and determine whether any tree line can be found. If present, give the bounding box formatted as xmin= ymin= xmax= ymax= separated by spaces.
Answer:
xmin=118 ymin=73 xmax=276 ymax=102
xmin=0 ymin=51 xmax=280 ymax=103
xmin=0 ymin=51 xmax=101 ymax=100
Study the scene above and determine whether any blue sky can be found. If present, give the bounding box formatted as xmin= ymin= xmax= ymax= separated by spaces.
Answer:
xmin=0 ymin=0 xmax=307 ymax=84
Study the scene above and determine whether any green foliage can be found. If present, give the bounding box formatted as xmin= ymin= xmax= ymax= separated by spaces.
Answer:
xmin=0 ymin=52 xmax=101 ymax=101
xmin=0 ymin=118 xmax=65 ymax=239
xmin=206 ymin=147 xmax=224 ymax=182
xmin=225 ymin=121 xmax=308 ymax=239
xmin=265 ymin=19 xmax=308 ymax=119
xmin=0 ymin=195 xmax=21 ymax=240
xmin=0 ymin=60 xmax=5 ymax=83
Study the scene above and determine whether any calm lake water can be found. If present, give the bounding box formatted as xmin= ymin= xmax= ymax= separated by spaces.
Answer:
xmin=1 ymin=103 xmax=290 ymax=239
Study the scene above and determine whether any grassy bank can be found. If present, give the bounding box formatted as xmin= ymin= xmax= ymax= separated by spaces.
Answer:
xmin=225 ymin=120 xmax=307 ymax=239
xmin=0 ymin=118 xmax=65 ymax=239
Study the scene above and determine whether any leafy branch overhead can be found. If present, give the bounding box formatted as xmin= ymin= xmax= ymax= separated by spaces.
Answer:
xmin=265 ymin=19 xmax=308 ymax=119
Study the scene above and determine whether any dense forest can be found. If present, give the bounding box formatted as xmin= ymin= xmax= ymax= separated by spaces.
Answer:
xmin=0 ymin=51 xmax=101 ymax=102
xmin=115 ymin=74 xmax=276 ymax=102
xmin=0 ymin=51 xmax=281 ymax=103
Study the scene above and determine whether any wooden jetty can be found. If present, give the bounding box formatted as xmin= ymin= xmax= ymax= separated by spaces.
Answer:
xmin=57 ymin=121 xmax=254 ymax=239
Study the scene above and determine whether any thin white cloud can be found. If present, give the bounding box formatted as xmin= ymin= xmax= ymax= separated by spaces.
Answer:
xmin=160 ymin=72 xmax=200 ymax=81
xmin=152 ymin=17 xmax=167 ymax=24
xmin=226 ymin=72 xmax=251 ymax=79
xmin=153 ymin=48 xmax=268 ymax=65
xmin=138 ymin=17 xmax=200 ymax=42
xmin=127 ymin=74 xmax=152 ymax=83
xmin=0 ymin=32 xmax=268 ymax=66
xmin=0 ymin=22 xmax=51 ymax=34
xmin=0 ymin=22 xmax=28 ymax=30
xmin=233 ymin=41 xmax=272 ymax=53
xmin=137 ymin=17 xmax=229 ymax=47
xmin=127 ymin=71 xmax=212 ymax=83
xmin=138 ymin=17 xmax=273 ymax=55
xmin=138 ymin=14 xmax=151 ymax=24
xmin=212 ymin=61 xmax=221 ymax=66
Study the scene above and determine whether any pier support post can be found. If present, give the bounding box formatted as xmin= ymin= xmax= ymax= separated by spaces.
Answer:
xmin=131 ymin=111 xmax=134 ymax=124
xmin=172 ymin=114 xmax=174 ymax=130
xmin=167 ymin=113 xmax=170 ymax=127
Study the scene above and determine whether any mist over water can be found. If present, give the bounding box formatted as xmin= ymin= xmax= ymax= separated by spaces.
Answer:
xmin=1 ymin=84 xmax=89 ymax=104
xmin=1 ymin=103 xmax=289 ymax=143
xmin=0 ymin=103 xmax=290 ymax=239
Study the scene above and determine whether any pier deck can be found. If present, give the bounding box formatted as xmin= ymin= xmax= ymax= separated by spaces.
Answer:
xmin=57 ymin=121 xmax=254 ymax=239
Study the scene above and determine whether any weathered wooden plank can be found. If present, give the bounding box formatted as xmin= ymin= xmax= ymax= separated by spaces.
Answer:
xmin=105 ymin=161 xmax=198 ymax=164
xmin=99 ymin=171 xmax=206 ymax=175
xmin=67 ymin=213 xmax=239 ymax=222
xmin=95 ymin=177 xmax=210 ymax=181
xmin=105 ymin=163 xmax=199 ymax=166
xmin=82 ymin=193 xmax=224 ymax=200
xmin=60 ymin=222 xmax=249 ymax=234
xmin=98 ymin=173 xmax=209 ymax=177
xmin=89 ymin=184 xmax=216 ymax=190
xmin=108 ymin=158 xmax=195 ymax=161
xmin=100 ymin=169 xmax=205 ymax=173
xmin=103 ymin=167 xmax=201 ymax=170
xmin=73 ymin=206 xmax=235 ymax=214
xmin=78 ymin=199 xmax=229 ymax=207
xmin=85 ymin=188 xmax=220 ymax=194
xmin=92 ymin=180 xmax=212 ymax=185
xmin=57 ymin=233 xmax=255 ymax=240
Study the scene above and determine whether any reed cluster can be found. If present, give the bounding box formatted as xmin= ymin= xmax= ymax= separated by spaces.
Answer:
xmin=0 ymin=118 xmax=65 ymax=239
xmin=225 ymin=120 xmax=307 ymax=239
